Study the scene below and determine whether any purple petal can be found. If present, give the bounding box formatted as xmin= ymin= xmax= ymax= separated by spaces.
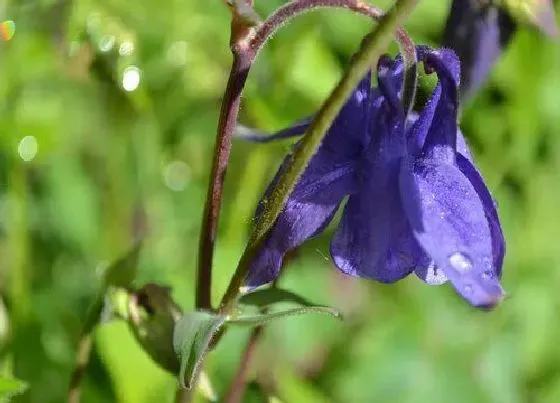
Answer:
xmin=442 ymin=1 xmax=516 ymax=101
xmin=416 ymin=48 xmax=461 ymax=160
xmin=406 ymin=85 xmax=442 ymax=155
xmin=407 ymin=108 xmax=473 ymax=162
xmin=331 ymin=163 xmax=423 ymax=283
xmin=234 ymin=117 xmax=312 ymax=143
xmin=456 ymin=128 xmax=473 ymax=161
xmin=246 ymin=74 xmax=373 ymax=286
xmin=399 ymin=157 xmax=505 ymax=308
xmin=456 ymin=154 xmax=505 ymax=275
xmin=331 ymin=81 xmax=424 ymax=283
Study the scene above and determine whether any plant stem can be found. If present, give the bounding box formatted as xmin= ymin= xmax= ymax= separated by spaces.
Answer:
xmin=219 ymin=0 xmax=419 ymax=313
xmin=196 ymin=53 xmax=252 ymax=310
xmin=223 ymin=327 xmax=263 ymax=403
xmin=67 ymin=333 xmax=93 ymax=403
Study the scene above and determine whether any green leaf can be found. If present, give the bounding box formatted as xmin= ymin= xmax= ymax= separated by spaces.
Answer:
xmin=227 ymin=306 xmax=342 ymax=327
xmin=0 ymin=377 xmax=28 ymax=400
xmin=173 ymin=311 xmax=227 ymax=389
xmin=238 ymin=287 xmax=318 ymax=308
xmin=103 ymin=242 xmax=142 ymax=288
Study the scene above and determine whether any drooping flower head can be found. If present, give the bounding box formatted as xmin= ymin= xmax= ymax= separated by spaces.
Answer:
xmin=442 ymin=0 xmax=559 ymax=102
xmin=245 ymin=46 xmax=506 ymax=308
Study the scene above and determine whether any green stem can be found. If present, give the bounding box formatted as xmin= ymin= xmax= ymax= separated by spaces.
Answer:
xmin=219 ymin=0 xmax=419 ymax=312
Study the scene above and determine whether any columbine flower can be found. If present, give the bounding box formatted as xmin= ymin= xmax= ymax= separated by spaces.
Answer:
xmin=442 ymin=0 xmax=558 ymax=102
xmin=442 ymin=0 xmax=516 ymax=101
xmin=245 ymin=46 xmax=506 ymax=308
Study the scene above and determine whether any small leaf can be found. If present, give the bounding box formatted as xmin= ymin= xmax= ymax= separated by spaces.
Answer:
xmin=238 ymin=287 xmax=318 ymax=308
xmin=126 ymin=284 xmax=183 ymax=374
xmin=227 ymin=306 xmax=342 ymax=327
xmin=0 ymin=376 xmax=28 ymax=400
xmin=103 ymin=242 xmax=142 ymax=288
xmin=173 ymin=311 xmax=227 ymax=389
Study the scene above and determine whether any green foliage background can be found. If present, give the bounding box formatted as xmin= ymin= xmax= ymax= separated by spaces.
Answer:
xmin=1 ymin=0 xmax=560 ymax=402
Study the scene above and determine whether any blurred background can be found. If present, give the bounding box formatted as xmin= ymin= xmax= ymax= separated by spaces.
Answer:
xmin=1 ymin=0 xmax=560 ymax=402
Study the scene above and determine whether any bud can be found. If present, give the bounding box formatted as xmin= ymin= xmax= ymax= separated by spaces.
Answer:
xmin=442 ymin=0 xmax=516 ymax=101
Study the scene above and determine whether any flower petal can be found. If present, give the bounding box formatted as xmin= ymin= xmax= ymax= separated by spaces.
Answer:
xmin=246 ymin=74 xmax=373 ymax=286
xmin=399 ymin=157 xmax=505 ymax=308
xmin=331 ymin=63 xmax=424 ymax=283
xmin=234 ymin=117 xmax=312 ymax=143
xmin=331 ymin=162 xmax=423 ymax=283
xmin=456 ymin=153 xmax=505 ymax=275
xmin=416 ymin=48 xmax=461 ymax=161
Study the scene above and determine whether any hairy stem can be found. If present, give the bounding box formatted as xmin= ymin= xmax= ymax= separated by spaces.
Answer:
xmin=196 ymin=53 xmax=252 ymax=309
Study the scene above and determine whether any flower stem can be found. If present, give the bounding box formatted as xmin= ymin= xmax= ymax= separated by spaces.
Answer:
xmin=196 ymin=53 xmax=252 ymax=310
xmin=218 ymin=0 xmax=419 ymax=313
xmin=223 ymin=327 xmax=263 ymax=403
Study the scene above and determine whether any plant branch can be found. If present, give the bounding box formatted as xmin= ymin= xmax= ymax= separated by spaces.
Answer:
xmin=67 ymin=334 xmax=93 ymax=403
xmin=223 ymin=327 xmax=263 ymax=403
xmin=196 ymin=53 xmax=252 ymax=310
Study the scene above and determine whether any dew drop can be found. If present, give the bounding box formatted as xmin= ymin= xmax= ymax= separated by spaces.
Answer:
xmin=481 ymin=270 xmax=493 ymax=280
xmin=464 ymin=284 xmax=473 ymax=294
xmin=448 ymin=252 xmax=473 ymax=274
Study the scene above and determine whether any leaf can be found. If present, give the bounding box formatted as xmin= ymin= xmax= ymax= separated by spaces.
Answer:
xmin=173 ymin=311 xmax=227 ymax=389
xmin=103 ymin=241 xmax=142 ymax=288
xmin=0 ymin=377 xmax=28 ymax=400
xmin=227 ymin=306 xmax=342 ymax=327
xmin=238 ymin=287 xmax=319 ymax=308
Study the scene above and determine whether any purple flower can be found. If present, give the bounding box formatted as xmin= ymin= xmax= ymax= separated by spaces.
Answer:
xmin=442 ymin=0 xmax=559 ymax=102
xmin=245 ymin=46 xmax=506 ymax=308
xmin=442 ymin=0 xmax=516 ymax=102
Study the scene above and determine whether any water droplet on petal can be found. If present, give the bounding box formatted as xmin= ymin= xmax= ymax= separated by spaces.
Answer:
xmin=481 ymin=270 xmax=493 ymax=280
xmin=464 ymin=284 xmax=473 ymax=294
xmin=448 ymin=252 xmax=473 ymax=274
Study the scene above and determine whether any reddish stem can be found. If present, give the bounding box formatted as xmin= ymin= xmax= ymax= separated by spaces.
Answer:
xmin=196 ymin=52 xmax=251 ymax=309
xmin=223 ymin=327 xmax=263 ymax=403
